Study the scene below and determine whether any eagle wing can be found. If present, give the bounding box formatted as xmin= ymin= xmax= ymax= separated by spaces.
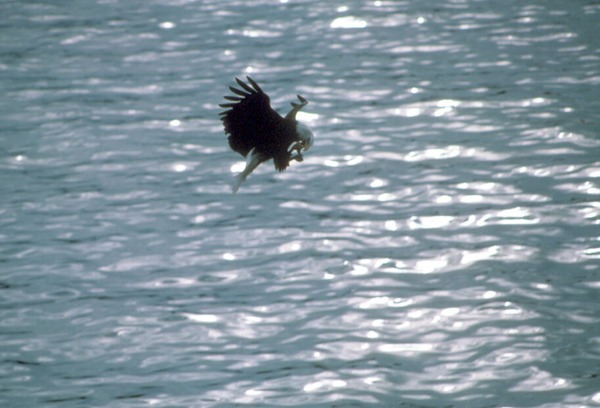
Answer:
xmin=219 ymin=77 xmax=293 ymax=169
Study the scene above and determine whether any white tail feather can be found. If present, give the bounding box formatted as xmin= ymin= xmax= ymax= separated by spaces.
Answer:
xmin=231 ymin=148 xmax=264 ymax=193
xmin=231 ymin=173 xmax=246 ymax=193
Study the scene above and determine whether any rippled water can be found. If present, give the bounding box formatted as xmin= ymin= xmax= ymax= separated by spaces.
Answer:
xmin=2 ymin=0 xmax=600 ymax=407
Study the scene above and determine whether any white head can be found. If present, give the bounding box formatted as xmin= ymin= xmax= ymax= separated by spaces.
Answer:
xmin=296 ymin=122 xmax=314 ymax=151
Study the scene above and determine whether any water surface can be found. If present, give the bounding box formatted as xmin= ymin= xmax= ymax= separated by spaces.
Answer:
xmin=1 ymin=0 xmax=600 ymax=406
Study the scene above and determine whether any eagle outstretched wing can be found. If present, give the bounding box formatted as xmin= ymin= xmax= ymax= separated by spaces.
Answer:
xmin=219 ymin=77 xmax=293 ymax=167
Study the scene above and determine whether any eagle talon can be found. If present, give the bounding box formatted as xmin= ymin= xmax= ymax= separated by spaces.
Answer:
xmin=288 ymin=141 xmax=303 ymax=153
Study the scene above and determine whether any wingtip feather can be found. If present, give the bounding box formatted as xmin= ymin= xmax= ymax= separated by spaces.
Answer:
xmin=245 ymin=76 xmax=263 ymax=93
xmin=229 ymin=86 xmax=248 ymax=96
xmin=235 ymin=77 xmax=255 ymax=93
xmin=224 ymin=95 xmax=242 ymax=101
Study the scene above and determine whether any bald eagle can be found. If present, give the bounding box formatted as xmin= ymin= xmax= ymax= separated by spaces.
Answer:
xmin=219 ymin=77 xmax=314 ymax=193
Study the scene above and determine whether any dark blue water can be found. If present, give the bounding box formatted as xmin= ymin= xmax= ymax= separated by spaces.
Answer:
xmin=2 ymin=0 xmax=600 ymax=406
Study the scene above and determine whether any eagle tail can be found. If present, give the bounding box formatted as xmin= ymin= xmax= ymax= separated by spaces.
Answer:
xmin=231 ymin=148 xmax=265 ymax=193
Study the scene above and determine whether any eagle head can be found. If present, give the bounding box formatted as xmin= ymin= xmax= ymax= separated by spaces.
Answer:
xmin=296 ymin=121 xmax=314 ymax=151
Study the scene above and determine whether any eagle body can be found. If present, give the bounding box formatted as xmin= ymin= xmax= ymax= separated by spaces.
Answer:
xmin=219 ymin=77 xmax=313 ymax=192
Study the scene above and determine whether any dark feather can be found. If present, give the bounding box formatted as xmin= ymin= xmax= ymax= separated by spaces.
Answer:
xmin=224 ymin=95 xmax=243 ymax=101
xmin=229 ymin=86 xmax=249 ymax=97
xmin=246 ymin=76 xmax=263 ymax=93
xmin=235 ymin=77 xmax=256 ymax=93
